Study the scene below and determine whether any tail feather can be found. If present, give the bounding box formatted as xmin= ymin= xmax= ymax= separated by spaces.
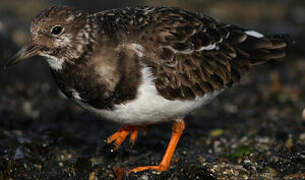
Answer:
xmin=251 ymin=49 xmax=286 ymax=61
xmin=267 ymin=34 xmax=296 ymax=45
xmin=239 ymin=31 xmax=294 ymax=65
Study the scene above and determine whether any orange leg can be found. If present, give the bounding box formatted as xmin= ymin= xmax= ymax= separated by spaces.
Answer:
xmin=129 ymin=119 xmax=185 ymax=173
xmin=129 ymin=129 xmax=138 ymax=147
xmin=107 ymin=125 xmax=140 ymax=150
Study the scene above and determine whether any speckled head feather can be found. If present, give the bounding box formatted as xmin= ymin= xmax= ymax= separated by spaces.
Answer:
xmin=31 ymin=6 xmax=86 ymax=35
xmin=29 ymin=6 xmax=90 ymax=70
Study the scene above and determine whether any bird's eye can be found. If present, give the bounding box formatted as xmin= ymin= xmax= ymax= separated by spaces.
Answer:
xmin=51 ymin=26 xmax=64 ymax=35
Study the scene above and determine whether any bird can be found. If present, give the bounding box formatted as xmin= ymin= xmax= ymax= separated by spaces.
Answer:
xmin=6 ymin=6 xmax=291 ymax=173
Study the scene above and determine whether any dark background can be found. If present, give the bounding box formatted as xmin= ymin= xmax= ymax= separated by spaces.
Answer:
xmin=0 ymin=0 xmax=304 ymax=179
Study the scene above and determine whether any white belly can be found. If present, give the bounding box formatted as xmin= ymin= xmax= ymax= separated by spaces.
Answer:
xmin=73 ymin=67 xmax=222 ymax=125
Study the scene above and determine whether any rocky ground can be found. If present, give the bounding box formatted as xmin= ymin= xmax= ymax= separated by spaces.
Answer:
xmin=0 ymin=0 xmax=304 ymax=179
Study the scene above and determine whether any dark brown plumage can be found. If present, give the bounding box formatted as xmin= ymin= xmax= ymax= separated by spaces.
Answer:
xmin=6 ymin=6 xmax=292 ymax=173
xmin=16 ymin=6 xmax=290 ymax=106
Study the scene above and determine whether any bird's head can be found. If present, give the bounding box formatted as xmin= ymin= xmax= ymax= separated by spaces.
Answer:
xmin=6 ymin=6 xmax=89 ymax=71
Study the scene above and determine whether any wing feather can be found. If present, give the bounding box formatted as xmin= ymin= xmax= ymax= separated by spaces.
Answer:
xmin=118 ymin=7 xmax=290 ymax=100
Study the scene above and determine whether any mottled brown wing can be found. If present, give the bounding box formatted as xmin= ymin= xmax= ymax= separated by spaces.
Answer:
xmin=137 ymin=7 xmax=288 ymax=100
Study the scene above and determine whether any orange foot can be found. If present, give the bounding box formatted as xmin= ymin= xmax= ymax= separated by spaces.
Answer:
xmin=129 ymin=119 xmax=185 ymax=173
xmin=107 ymin=125 xmax=146 ymax=150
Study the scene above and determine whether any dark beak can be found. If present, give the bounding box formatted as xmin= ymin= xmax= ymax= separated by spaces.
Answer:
xmin=4 ymin=43 xmax=41 ymax=69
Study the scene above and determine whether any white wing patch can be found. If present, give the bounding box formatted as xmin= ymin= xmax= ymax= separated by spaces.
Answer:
xmin=163 ymin=43 xmax=216 ymax=55
xmin=245 ymin=30 xmax=264 ymax=38
xmin=196 ymin=43 xmax=216 ymax=51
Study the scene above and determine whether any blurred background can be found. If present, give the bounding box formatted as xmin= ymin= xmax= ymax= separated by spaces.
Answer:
xmin=0 ymin=0 xmax=304 ymax=179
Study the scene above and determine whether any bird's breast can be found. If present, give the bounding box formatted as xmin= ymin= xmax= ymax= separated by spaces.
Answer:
xmin=66 ymin=66 xmax=223 ymax=125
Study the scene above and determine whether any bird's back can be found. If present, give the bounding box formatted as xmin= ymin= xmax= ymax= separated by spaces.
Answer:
xmin=90 ymin=6 xmax=290 ymax=101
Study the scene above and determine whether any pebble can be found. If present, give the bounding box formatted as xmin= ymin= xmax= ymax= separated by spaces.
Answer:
xmin=60 ymin=154 xmax=65 ymax=160
xmin=285 ymin=138 xmax=293 ymax=150
xmin=139 ymin=175 xmax=149 ymax=180
xmin=22 ymin=101 xmax=40 ymax=119
xmin=210 ymin=129 xmax=224 ymax=137
xmin=299 ymin=133 xmax=305 ymax=141
xmin=257 ymin=137 xmax=270 ymax=143
xmin=89 ymin=172 xmax=98 ymax=180
xmin=151 ymin=170 xmax=161 ymax=175
xmin=243 ymin=159 xmax=251 ymax=164
xmin=213 ymin=141 xmax=222 ymax=153
xmin=263 ymin=167 xmax=277 ymax=178
xmin=242 ymin=175 xmax=249 ymax=180
xmin=14 ymin=147 xmax=24 ymax=160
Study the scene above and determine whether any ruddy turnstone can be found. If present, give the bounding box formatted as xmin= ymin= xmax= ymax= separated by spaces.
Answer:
xmin=6 ymin=6 xmax=291 ymax=173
